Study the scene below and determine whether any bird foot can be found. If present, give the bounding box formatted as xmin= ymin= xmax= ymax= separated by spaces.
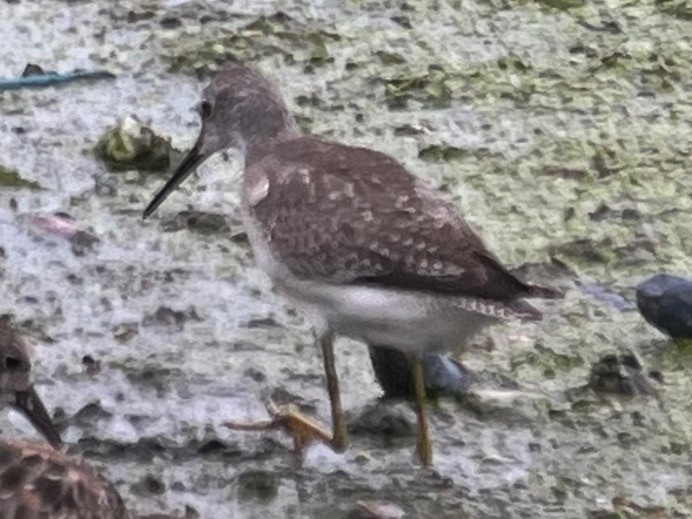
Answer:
xmin=224 ymin=398 xmax=334 ymax=462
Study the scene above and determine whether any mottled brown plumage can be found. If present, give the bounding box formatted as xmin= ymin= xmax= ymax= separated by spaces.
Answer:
xmin=0 ymin=317 xmax=62 ymax=449
xmin=0 ymin=322 xmax=140 ymax=518
xmin=0 ymin=440 xmax=132 ymax=519
xmin=245 ymin=135 xmax=551 ymax=306
xmin=145 ymin=63 xmax=558 ymax=466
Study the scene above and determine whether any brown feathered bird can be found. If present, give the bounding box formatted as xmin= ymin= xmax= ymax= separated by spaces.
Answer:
xmin=0 ymin=440 xmax=133 ymax=519
xmin=0 ymin=317 xmax=134 ymax=518
xmin=144 ymin=63 xmax=559 ymax=466
xmin=0 ymin=316 xmax=62 ymax=448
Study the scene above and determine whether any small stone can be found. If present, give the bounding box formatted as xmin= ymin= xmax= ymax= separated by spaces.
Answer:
xmin=236 ymin=470 xmax=278 ymax=501
xmin=243 ymin=367 xmax=266 ymax=383
xmin=243 ymin=316 xmax=279 ymax=329
xmin=588 ymin=353 xmax=660 ymax=396
xmin=160 ymin=16 xmax=182 ymax=29
xmin=142 ymin=306 xmax=201 ymax=330
xmin=170 ymin=481 xmax=185 ymax=492
xmin=70 ymin=230 xmax=100 ymax=257
xmin=113 ymin=323 xmax=139 ymax=343
xmin=354 ymin=451 xmax=370 ymax=464
xmin=349 ymin=401 xmax=416 ymax=437
xmin=72 ymin=401 xmax=112 ymax=427
xmin=81 ymin=355 xmax=101 ymax=375
xmin=636 ymin=274 xmax=692 ymax=339
xmin=131 ymin=474 xmax=166 ymax=496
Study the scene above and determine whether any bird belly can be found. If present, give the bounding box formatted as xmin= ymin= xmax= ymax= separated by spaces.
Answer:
xmin=282 ymin=280 xmax=496 ymax=355
xmin=240 ymin=205 xmax=497 ymax=354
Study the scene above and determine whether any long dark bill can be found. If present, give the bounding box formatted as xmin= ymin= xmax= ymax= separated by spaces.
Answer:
xmin=14 ymin=386 xmax=63 ymax=449
xmin=143 ymin=142 xmax=206 ymax=219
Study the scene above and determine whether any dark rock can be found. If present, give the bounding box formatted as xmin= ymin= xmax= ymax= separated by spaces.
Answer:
xmin=142 ymin=306 xmax=202 ymax=330
xmin=196 ymin=439 xmax=227 ymax=455
xmin=113 ymin=322 xmax=139 ymax=343
xmin=588 ymin=353 xmax=660 ymax=396
xmin=160 ymin=16 xmax=182 ymax=29
xmin=131 ymin=474 xmax=166 ymax=497
xmin=127 ymin=9 xmax=155 ymax=23
xmin=196 ymin=441 xmax=242 ymax=460
xmin=368 ymin=345 xmax=472 ymax=399
xmin=390 ymin=15 xmax=411 ymax=29
xmin=81 ymin=354 xmax=101 ymax=375
xmin=349 ymin=401 xmax=416 ymax=437
xmin=243 ymin=316 xmax=279 ymax=329
xmin=160 ymin=210 xmax=230 ymax=235
xmin=69 ymin=229 xmax=100 ymax=256
xmin=72 ymin=401 xmax=113 ymax=427
xmin=636 ymin=274 xmax=692 ymax=338
xmin=243 ymin=367 xmax=266 ymax=383
xmin=236 ymin=470 xmax=278 ymax=501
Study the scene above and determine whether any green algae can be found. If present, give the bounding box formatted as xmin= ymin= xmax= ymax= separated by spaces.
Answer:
xmin=0 ymin=164 xmax=41 ymax=189
xmin=94 ymin=116 xmax=172 ymax=173
xmin=382 ymin=67 xmax=452 ymax=109
xmin=533 ymin=0 xmax=587 ymax=9
xmin=418 ymin=144 xmax=470 ymax=162
xmin=656 ymin=0 xmax=692 ymax=21
xmin=166 ymin=13 xmax=341 ymax=76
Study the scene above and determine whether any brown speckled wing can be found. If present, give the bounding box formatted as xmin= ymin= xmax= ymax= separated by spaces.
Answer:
xmin=0 ymin=440 xmax=132 ymax=519
xmin=246 ymin=136 xmax=536 ymax=302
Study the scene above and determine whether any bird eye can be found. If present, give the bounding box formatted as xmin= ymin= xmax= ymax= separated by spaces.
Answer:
xmin=199 ymin=101 xmax=213 ymax=119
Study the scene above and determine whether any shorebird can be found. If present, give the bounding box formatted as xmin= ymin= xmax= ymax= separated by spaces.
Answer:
xmin=0 ymin=315 xmax=62 ymax=448
xmin=143 ymin=64 xmax=557 ymax=465
xmin=0 ymin=439 xmax=133 ymax=519
xmin=0 ymin=319 xmax=132 ymax=517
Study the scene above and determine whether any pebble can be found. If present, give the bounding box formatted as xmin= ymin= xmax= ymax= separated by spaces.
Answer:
xmin=636 ymin=274 xmax=692 ymax=338
xmin=588 ymin=353 xmax=661 ymax=396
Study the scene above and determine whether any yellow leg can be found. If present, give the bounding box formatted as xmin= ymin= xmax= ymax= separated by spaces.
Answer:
xmin=411 ymin=354 xmax=433 ymax=466
xmin=225 ymin=330 xmax=348 ymax=461
xmin=320 ymin=330 xmax=348 ymax=452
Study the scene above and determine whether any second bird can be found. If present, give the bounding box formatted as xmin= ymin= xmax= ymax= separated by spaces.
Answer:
xmin=144 ymin=64 xmax=557 ymax=466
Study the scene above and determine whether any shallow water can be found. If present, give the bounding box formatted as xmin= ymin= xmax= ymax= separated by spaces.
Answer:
xmin=0 ymin=0 xmax=690 ymax=517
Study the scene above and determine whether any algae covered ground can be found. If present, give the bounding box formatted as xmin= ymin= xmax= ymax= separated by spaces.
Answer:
xmin=0 ymin=0 xmax=690 ymax=517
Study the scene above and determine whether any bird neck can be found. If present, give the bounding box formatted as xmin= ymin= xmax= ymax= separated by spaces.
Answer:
xmin=243 ymin=119 xmax=300 ymax=163
xmin=235 ymin=92 xmax=300 ymax=152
